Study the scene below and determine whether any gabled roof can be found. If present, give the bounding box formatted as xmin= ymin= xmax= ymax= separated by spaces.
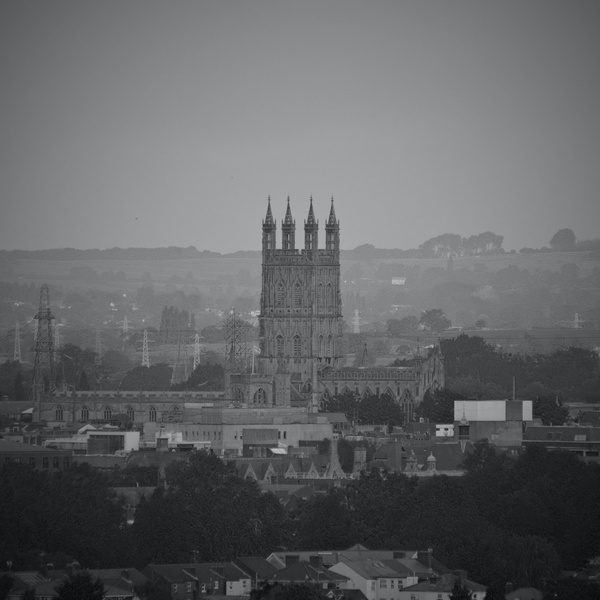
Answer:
xmin=145 ymin=565 xmax=198 ymax=583
xmin=337 ymin=559 xmax=408 ymax=580
xmin=401 ymin=573 xmax=486 ymax=593
xmin=270 ymin=562 xmax=347 ymax=584
xmin=233 ymin=557 xmax=279 ymax=580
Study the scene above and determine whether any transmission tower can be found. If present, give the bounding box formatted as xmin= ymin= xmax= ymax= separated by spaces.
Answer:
xmin=95 ymin=327 xmax=102 ymax=366
xmin=32 ymin=284 xmax=56 ymax=393
xmin=193 ymin=333 xmax=201 ymax=371
xmin=13 ymin=322 xmax=21 ymax=363
xmin=170 ymin=331 xmax=189 ymax=385
xmin=223 ymin=309 xmax=253 ymax=371
xmin=141 ymin=329 xmax=150 ymax=367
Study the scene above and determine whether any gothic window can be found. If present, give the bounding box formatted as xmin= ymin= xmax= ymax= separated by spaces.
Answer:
xmin=148 ymin=406 xmax=157 ymax=422
xmin=276 ymin=282 xmax=285 ymax=307
xmin=319 ymin=335 xmax=324 ymax=356
xmin=293 ymin=335 xmax=302 ymax=357
xmin=80 ymin=406 xmax=89 ymax=421
xmin=234 ymin=387 xmax=244 ymax=401
xmin=318 ymin=284 xmax=324 ymax=309
xmin=293 ymin=282 xmax=302 ymax=307
xmin=55 ymin=405 xmax=64 ymax=422
xmin=102 ymin=406 xmax=112 ymax=421
xmin=326 ymin=283 xmax=333 ymax=307
xmin=254 ymin=388 xmax=267 ymax=404
xmin=126 ymin=406 xmax=135 ymax=422
xmin=276 ymin=335 xmax=284 ymax=357
xmin=327 ymin=335 xmax=333 ymax=355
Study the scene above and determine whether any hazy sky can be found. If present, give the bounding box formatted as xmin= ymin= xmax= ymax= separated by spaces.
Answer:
xmin=1 ymin=1 xmax=599 ymax=253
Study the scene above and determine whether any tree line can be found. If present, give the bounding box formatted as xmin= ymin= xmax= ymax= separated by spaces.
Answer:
xmin=2 ymin=447 xmax=599 ymax=597
xmin=440 ymin=335 xmax=600 ymax=404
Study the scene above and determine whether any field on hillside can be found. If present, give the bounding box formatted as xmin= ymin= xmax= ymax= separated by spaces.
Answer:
xmin=4 ymin=251 xmax=597 ymax=293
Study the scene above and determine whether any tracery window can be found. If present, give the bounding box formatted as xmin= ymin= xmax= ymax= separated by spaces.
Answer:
xmin=293 ymin=282 xmax=302 ymax=307
xmin=148 ymin=406 xmax=157 ymax=422
xmin=55 ymin=405 xmax=64 ymax=422
xmin=126 ymin=406 xmax=135 ymax=422
xmin=275 ymin=282 xmax=285 ymax=307
xmin=102 ymin=406 xmax=112 ymax=420
xmin=254 ymin=388 xmax=267 ymax=404
xmin=80 ymin=405 xmax=89 ymax=421
xmin=276 ymin=335 xmax=284 ymax=357
xmin=293 ymin=335 xmax=302 ymax=357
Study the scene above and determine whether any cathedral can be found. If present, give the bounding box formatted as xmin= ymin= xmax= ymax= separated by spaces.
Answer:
xmin=225 ymin=196 xmax=444 ymax=418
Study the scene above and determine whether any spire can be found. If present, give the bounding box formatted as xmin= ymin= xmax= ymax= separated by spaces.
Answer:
xmin=264 ymin=196 xmax=274 ymax=226
xmin=284 ymin=196 xmax=294 ymax=225
xmin=306 ymin=196 xmax=316 ymax=225
xmin=327 ymin=196 xmax=337 ymax=226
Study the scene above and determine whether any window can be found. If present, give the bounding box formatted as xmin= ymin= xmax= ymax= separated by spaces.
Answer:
xmin=294 ymin=282 xmax=302 ymax=307
xmin=42 ymin=457 xmax=49 ymax=469
xmin=63 ymin=457 xmax=70 ymax=468
xmin=126 ymin=406 xmax=135 ymax=422
xmin=319 ymin=335 xmax=324 ymax=356
xmin=380 ymin=580 xmax=387 ymax=588
xmin=254 ymin=388 xmax=267 ymax=404
xmin=29 ymin=457 xmax=36 ymax=468
xmin=371 ymin=582 xmax=376 ymax=591
xmin=276 ymin=335 xmax=284 ymax=357
xmin=55 ymin=405 xmax=64 ymax=421
xmin=293 ymin=335 xmax=302 ymax=357
xmin=326 ymin=283 xmax=333 ymax=307
xmin=173 ymin=584 xmax=178 ymax=594
xmin=102 ymin=406 xmax=112 ymax=420
xmin=52 ymin=457 xmax=59 ymax=469
xmin=148 ymin=406 xmax=157 ymax=422
xmin=318 ymin=284 xmax=324 ymax=309
xmin=80 ymin=406 xmax=89 ymax=421
xmin=187 ymin=582 xmax=192 ymax=593
xmin=276 ymin=282 xmax=285 ymax=306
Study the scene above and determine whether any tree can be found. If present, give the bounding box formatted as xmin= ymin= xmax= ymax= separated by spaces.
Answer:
xmin=449 ymin=579 xmax=473 ymax=600
xmin=419 ymin=309 xmax=451 ymax=334
xmin=549 ymin=228 xmax=576 ymax=251
xmin=55 ymin=571 xmax=105 ymax=600
xmin=415 ymin=388 xmax=463 ymax=423
xmin=387 ymin=316 xmax=419 ymax=336
xmin=533 ymin=396 xmax=569 ymax=426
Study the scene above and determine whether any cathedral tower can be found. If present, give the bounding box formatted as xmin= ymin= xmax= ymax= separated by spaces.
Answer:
xmin=259 ymin=196 xmax=343 ymax=400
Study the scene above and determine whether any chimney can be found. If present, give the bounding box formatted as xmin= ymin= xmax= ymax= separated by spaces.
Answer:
xmin=285 ymin=555 xmax=300 ymax=568
xmin=454 ymin=570 xmax=467 ymax=585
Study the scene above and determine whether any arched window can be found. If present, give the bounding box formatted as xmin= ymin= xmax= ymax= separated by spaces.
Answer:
xmin=293 ymin=282 xmax=302 ymax=307
xmin=253 ymin=388 xmax=267 ymax=404
xmin=317 ymin=284 xmax=324 ymax=309
xmin=148 ymin=406 xmax=157 ymax=422
xmin=126 ymin=406 xmax=135 ymax=422
xmin=102 ymin=406 xmax=112 ymax=421
xmin=293 ymin=335 xmax=302 ymax=357
xmin=319 ymin=335 xmax=324 ymax=356
xmin=275 ymin=282 xmax=285 ymax=307
xmin=234 ymin=387 xmax=244 ymax=401
xmin=80 ymin=406 xmax=89 ymax=421
xmin=327 ymin=335 xmax=333 ymax=355
xmin=326 ymin=283 xmax=333 ymax=307
xmin=55 ymin=405 xmax=64 ymax=422
xmin=276 ymin=335 xmax=284 ymax=357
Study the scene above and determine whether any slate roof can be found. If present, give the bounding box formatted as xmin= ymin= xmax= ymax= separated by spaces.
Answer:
xmin=270 ymin=562 xmax=347 ymax=584
xmin=401 ymin=573 xmax=486 ymax=593
xmin=233 ymin=557 xmax=279 ymax=580
xmin=505 ymin=587 xmax=543 ymax=600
